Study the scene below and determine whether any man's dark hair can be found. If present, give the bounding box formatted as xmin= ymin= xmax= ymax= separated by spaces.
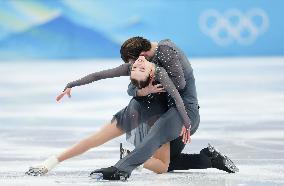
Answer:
xmin=120 ymin=36 xmax=151 ymax=63
xmin=130 ymin=75 xmax=151 ymax=89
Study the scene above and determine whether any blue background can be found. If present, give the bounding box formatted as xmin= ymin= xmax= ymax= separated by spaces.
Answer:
xmin=0 ymin=0 xmax=283 ymax=60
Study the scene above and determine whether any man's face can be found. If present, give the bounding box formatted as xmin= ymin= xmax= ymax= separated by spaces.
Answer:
xmin=139 ymin=51 xmax=151 ymax=61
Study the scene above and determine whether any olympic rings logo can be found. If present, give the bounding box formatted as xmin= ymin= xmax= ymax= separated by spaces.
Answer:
xmin=199 ymin=8 xmax=269 ymax=46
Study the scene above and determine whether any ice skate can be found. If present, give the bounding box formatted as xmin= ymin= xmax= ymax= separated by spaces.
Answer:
xmin=90 ymin=166 xmax=129 ymax=181
xmin=208 ymin=144 xmax=239 ymax=173
xmin=25 ymin=155 xmax=59 ymax=176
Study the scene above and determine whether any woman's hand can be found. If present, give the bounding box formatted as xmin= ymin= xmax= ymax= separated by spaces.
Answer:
xmin=56 ymin=88 xmax=72 ymax=102
xmin=179 ymin=125 xmax=191 ymax=144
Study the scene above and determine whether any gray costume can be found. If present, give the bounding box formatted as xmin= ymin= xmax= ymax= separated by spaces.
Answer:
xmin=65 ymin=39 xmax=200 ymax=174
xmin=113 ymin=40 xmax=200 ymax=173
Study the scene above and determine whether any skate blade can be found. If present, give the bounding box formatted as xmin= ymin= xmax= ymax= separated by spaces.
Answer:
xmin=208 ymin=143 xmax=215 ymax=153
xmin=120 ymin=175 xmax=128 ymax=181
xmin=120 ymin=143 xmax=123 ymax=160
xmin=90 ymin=173 xmax=128 ymax=182
xmin=120 ymin=143 xmax=130 ymax=160
xmin=25 ymin=167 xmax=46 ymax=176
xmin=224 ymin=156 xmax=239 ymax=173
xmin=90 ymin=173 xmax=104 ymax=180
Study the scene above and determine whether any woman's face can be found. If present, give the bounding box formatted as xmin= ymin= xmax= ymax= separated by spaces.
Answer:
xmin=130 ymin=56 xmax=152 ymax=82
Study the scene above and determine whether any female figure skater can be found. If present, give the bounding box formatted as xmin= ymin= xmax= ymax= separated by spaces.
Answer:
xmin=26 ymin=37 xmax=238 ymax=180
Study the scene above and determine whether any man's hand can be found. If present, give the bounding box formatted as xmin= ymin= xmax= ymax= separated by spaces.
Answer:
xmin=137 ymin=81 xmax=166 ymax=96
xmin=179 ymin=125 xmax=191 ymax=144
xmin=56 ymin=88 xmax=72 ymax=102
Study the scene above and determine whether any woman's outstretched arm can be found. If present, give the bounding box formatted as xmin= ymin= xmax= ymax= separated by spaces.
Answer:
xmin=64 ymin=63 xmax=131 ymax=91
xmin=56 ymin=63 xmax=131 ymax=102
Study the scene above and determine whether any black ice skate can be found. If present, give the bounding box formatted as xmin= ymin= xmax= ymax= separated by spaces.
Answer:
xmin=208 ymin=143 xmax=239 ymax=173
xmin=90 ymin=166 xmax=130 ymax=181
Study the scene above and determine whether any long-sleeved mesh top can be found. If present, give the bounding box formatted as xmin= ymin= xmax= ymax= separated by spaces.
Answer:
xmin=64 ymin=63 xmax=131 ymax=90
xmin=128 ymin=39 xmax=198 ymax=104
xmin=127 ymin=39 xmax=199 ymax=128
xmin=64 ymin=48 xmax=192 ymax=129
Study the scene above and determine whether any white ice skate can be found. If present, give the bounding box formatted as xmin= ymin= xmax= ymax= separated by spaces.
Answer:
xmin=25 ymin=155 xmax=59 ymax=176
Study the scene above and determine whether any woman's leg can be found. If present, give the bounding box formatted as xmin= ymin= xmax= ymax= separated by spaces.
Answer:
xmin=57 ymin=119 xmax=124 ymax=162
xmin=143 ymin=137 xmax=211 ymax=173
xmin=113 ymin=107 xmax=183 ymax=174
xmin=143 ymin=142 xmax=170 ymax=174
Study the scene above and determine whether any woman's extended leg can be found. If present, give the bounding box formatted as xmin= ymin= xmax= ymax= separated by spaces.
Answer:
xmin=143 ymin=142 xmax=170 ymax=174
xmin=26 ymin=119 xmax=124 ymax=176
xmin=58 ymin=119 xmax=124 ymax=162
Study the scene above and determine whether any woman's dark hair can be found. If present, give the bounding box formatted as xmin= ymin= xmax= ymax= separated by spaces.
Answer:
xmin=120 ymin=36 xmax=151 ymax=63
xmin=130 ymin=75 xmax=151 ymax=89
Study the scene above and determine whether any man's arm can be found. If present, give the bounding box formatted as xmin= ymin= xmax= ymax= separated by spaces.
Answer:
xmin=156 ymin=45 xmax=186 ymax=90
xmin=155 ymin=67 xmax=191 ymax=129
xmin=127 ymin=83 xmax=138 ymax=97
xmin=127 ymin=82 xmax=165 ymax=97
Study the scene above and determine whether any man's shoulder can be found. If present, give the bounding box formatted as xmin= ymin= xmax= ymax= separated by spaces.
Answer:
xmin=159 ymin=39 xmax=173 ymax=46
xmin=158 ymin=39 xmax=179 ymax=50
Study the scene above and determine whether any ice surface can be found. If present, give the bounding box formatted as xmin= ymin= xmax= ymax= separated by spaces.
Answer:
xmin=0 ymin=58 xmax=283 ymax=186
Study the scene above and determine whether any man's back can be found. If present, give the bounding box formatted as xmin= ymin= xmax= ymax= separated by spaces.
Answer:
xmin=155 ymin=39 xmax=198 ymax=105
